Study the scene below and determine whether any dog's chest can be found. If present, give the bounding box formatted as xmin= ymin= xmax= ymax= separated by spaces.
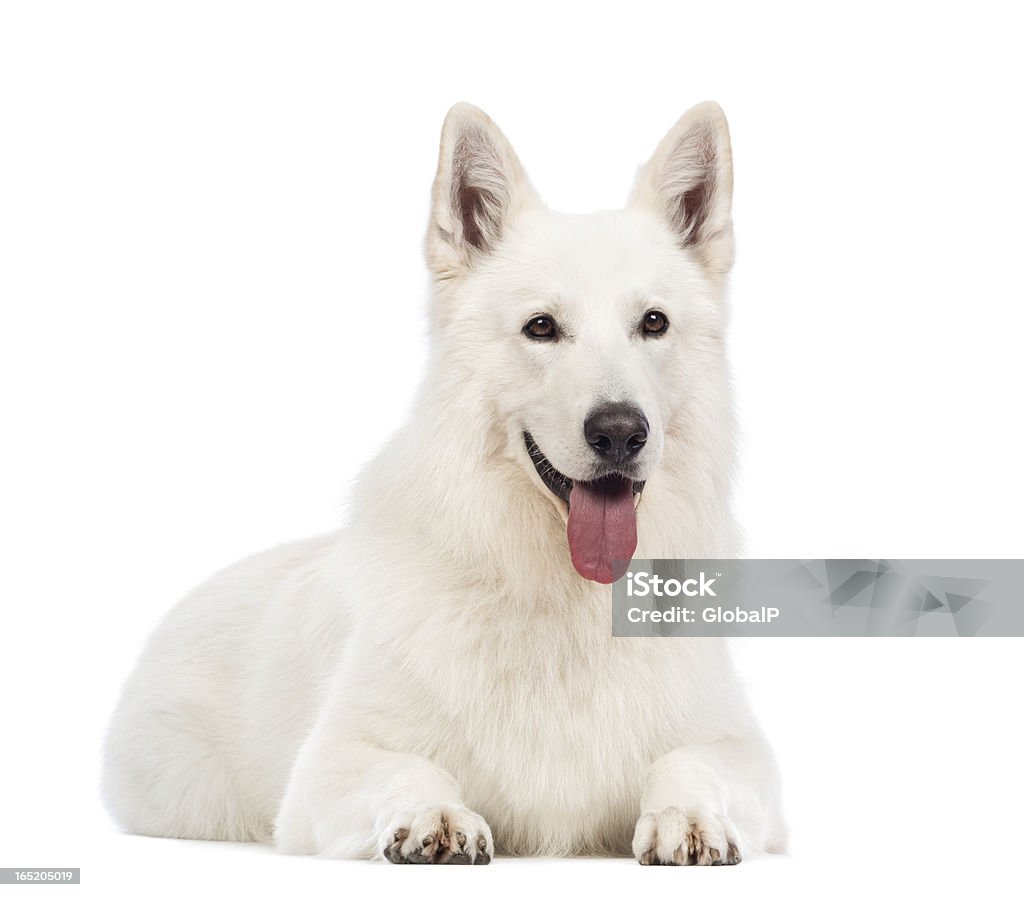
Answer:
xmin=392 ymin=606 xmax=711 ymax=853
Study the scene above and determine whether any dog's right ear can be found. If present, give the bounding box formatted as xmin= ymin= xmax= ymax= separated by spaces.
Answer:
xmin=427 ymin=103 xmax=539 ymax=280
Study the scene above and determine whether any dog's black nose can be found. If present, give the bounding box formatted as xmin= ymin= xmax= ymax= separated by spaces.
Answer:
xmin=584 ymin=403 xmax=649 ymax=464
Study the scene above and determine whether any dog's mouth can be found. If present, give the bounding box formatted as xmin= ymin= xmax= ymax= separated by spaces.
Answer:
xmin=524 ymin=432 xmax=644 ymax=585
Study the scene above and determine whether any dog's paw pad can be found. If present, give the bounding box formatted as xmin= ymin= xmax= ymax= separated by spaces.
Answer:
xmin=379 ymin=804 xmax=493 ymax=865
xmin=633 ymin=806 xmax=741 ymax=866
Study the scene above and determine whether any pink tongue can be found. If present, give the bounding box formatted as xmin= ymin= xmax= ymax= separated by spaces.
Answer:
xmin=567 ymin=478 xmax=638 ymax=584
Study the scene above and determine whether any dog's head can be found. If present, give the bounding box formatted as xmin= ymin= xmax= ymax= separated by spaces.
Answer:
xmin=426 ymin=103 xmax=734 ymax=584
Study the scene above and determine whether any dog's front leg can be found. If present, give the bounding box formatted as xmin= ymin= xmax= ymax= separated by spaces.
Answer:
xmin=632 ymin=737 xmax=782 ymax=866
xmin=275 ymin=732 xmax=493 ymax=864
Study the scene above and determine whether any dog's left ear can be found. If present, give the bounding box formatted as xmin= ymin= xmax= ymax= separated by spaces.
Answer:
xmin=427 ymin=103 xmax=540 ymax=280
xmin=629 ymin=102 xmax=734 ymax=277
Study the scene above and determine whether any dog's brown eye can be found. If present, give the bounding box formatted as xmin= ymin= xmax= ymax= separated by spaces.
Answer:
xmin=642 ymin=310 xmax=669 ymax=336
xmin=524 ymin=315 xmax=558 ymax=340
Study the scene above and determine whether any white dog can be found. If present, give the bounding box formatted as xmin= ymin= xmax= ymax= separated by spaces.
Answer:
xmin=103 ymin=102 xmax=785 ymax=865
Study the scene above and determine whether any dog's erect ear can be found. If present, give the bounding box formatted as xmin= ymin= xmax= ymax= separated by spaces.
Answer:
xmin=629 ymin=102 xmax=734 ymax=276
xmin=427 ymin=103 xmax=539 ymax=279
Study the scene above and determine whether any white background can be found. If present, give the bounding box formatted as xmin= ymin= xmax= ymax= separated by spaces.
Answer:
xmin=2 ymin=2 xmax=1022 ymax=895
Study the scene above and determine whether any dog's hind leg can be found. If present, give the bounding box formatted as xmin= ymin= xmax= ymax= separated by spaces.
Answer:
xmin=275 ymin=729 xmax=493 ymax=864
xmin=102 ymin=690 xmax=267 ymax=842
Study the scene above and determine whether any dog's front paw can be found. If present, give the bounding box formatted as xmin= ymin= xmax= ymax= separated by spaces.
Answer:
xmin=633 ymin=806 xmax=742 ymax=866
xmin=379 ymin=803 xmax=493 ymax=865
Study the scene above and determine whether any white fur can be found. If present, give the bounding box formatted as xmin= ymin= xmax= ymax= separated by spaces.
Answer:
xmin=103 ymin=102 xmax=785 ymax=864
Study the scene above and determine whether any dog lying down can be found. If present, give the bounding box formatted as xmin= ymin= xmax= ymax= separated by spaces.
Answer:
xmin=103 ymin=101 xmax=785 ymax=865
